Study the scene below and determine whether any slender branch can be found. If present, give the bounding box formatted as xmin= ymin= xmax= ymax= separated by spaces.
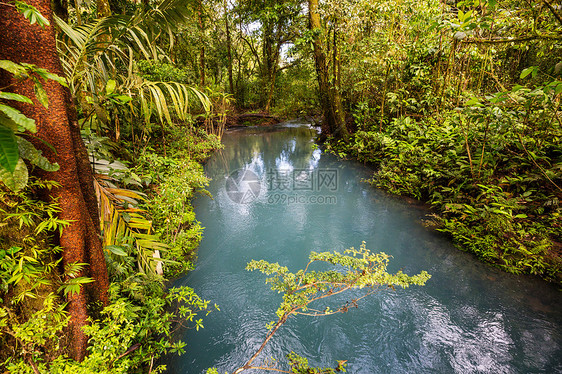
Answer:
xmin=27 ymin=357 xmax=40 ymax=374
xmin=293 ymin=280 xmax=348 ymax=293
xmin=114 ymin=342 xmax=141 ymax=362
xmin=297 ymin=260 xmax=313 ymax=287
xmin=461 ymin=35 xmax=561 ymax=44
xmin=245 ymin=366 xmax=291 ymax=373
xmin=298 ymin=290 xmax=378 ymax=317
xmin=543 ymin=0 xmax=562 ymax=26
xmin=234 ymin=273 xmax=371 ymax=373
xmin=299 ymin=285 xmax=381 ymax=315
xmin=238 ymin=28 xmax=262 ymax=71
xmin=517 ymin=133 xmax=562 ymax=192
xmin=232 ymin=314 xmax=289 ymax=374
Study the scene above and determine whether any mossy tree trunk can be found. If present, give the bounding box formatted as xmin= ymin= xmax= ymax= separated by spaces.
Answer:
xmin=308 ymin=0 xmax=348 ymax=140
xmin=0 ymin=0 xmax=110 ymax=361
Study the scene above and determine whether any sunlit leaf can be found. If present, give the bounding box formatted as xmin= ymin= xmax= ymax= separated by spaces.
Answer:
xmin=0 ymin=104 xmax=36 ymax=132
xmin=33 ymin=81 xmax=49 ymax=108
xmin=0 ymin=92 xmax=33 ymax=104
xmin=17 ymin=136 xmax=59 ymax=172
xmin=106 ymin=79 xmax=117 ymax=94
xmin=106 ymin=245 xmax=128 ymax=256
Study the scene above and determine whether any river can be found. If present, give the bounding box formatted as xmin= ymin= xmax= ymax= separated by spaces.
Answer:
xmin=166 ymin=122 xmax=562 ymax=374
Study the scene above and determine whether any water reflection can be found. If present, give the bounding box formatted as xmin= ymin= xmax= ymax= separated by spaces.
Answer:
xmin=167 ymin=123 xmax=562 ymax=374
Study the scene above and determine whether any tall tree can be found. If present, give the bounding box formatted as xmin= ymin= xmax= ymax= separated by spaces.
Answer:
xmin=308 ymin=0 xmax=348 ymax=140
xmin=197 ymin=0 xmax=206 ymax=87
xmin=234 ymin=0 xmax=299 ymax=111
xmin=0 ymin=0 xmax=110 ymax=361
xmin=224 ymin=0 xmax=234 ymax=94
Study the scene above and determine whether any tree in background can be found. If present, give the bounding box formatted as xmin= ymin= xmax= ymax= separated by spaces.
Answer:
xmin=308 ymin=0 xmax=348 ymax=140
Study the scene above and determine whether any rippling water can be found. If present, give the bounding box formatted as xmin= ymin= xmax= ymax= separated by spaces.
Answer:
xmin=166 ymin=122 xmax=562 ymax=374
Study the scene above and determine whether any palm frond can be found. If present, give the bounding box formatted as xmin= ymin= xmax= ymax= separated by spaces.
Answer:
xmin=94 ymin=173 xmax=168 ymax=275
xmin=55 ymin=8 xmax=211 ymax=130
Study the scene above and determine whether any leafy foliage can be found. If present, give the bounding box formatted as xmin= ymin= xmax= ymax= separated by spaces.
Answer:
xmin=1 ymin=0 xmax=223 ymax=372
xmin=224 ymin=243 xmax=430 ymax=373
xmin=322 ymin=0 xmax=562 ymax=283
xmin=328 ymin=78 xmax=562 ymax=281
xmin=0 ymin=179 xmax=71 ymax=367
xmin=93 ymin=169 xmax=170 ymax=276
xmin=54 ymin=0 xmax=211 ymax=144
xmin=0 ymin=61 xmax=62 ymax=192
xmin=135 ymin=125 xmax=222 ymax=276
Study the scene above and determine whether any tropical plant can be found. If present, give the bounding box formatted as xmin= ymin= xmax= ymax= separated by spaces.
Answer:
xmin=0 ymin=60 xmax=62 ymax=191
xmin=213 ymin=243 xmax=431 ymax=374
xmin=54 ymin=0 xmax=212 ymax=143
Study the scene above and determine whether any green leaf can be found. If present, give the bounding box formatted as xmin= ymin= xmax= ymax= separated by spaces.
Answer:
xmin=520 ymin=66 xmax=538 ymax=79
xmin=33 ymin=67 xmax=68 ymax=87
xmin=17 ymin=137 xmax=59 ymax=172
xmin=0 ymin=113 xmax=19 ymax=131
xmin=33 ymin=81 xmax=49 ymax=108
xmin=114 ymin=95 xmax=132 ymax=103
xmin=0 ymin=60 xmax=27 ymax=78
xmin=105 ymin=79 xmax=116 ymax=94
xmin=14 ymin=1 xmax=50 ymax=28
xmin=0 ymin=92 xmax=33 ymax=104
xmin=0 ymin=158 xmax=29 ymax=192
xmin=106 ymin=245 xmax=128 ymax=256
xmin=0 ymin=125 xmax=19 ymax=173
xmin=0 ymin=103 xmax=36 ymax=132
xmin=465 ymin=97 xmax=483 ymax=107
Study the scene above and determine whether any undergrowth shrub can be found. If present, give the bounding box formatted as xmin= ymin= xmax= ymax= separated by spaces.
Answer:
xmin=327 ymin=83 xmax=562 ymax=282
xmin=0 ymin=124 xmax=222 ymax=372
xmin=135 ymin=125 xmax=222 ymax=277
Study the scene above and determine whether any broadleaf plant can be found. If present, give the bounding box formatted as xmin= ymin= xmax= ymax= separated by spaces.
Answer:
xmin=0 ymin=60 xmax=62 ymax=191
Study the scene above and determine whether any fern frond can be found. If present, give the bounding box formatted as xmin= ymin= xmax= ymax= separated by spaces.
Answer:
xmin=94 ymin=173 xmax=166 ymax=275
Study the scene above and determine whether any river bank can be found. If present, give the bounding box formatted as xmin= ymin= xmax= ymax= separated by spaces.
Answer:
xmin=166 ymin=122 xmax=562 ymax=373
xmin=325 ymin=112 xmax=562 ymax=285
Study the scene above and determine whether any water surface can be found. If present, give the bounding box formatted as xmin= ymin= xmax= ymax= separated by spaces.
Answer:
xmin=167 ymin=122 xmax=562 ymax=374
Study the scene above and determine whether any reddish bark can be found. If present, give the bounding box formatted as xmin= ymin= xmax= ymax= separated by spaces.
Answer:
xmin=0 ymin=0 xmax=109 ymax=361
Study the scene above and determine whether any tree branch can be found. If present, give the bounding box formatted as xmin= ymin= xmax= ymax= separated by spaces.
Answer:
xmin=238 ymin=27 xmax=262 ymax=71
xmin=543 ymin=0 xmax=562 ymax=26
xmin=461 ymin=35 xmax=562 ymax=44
xmin=245 ymin=366 xmax=291 ymax=373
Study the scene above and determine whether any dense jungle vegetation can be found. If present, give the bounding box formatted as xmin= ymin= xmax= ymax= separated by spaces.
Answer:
xmin=0 ymin=0 xmax=560 ymax=372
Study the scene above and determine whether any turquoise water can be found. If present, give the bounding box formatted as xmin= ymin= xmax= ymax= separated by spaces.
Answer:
xmin=167 ymin=122 xmax=562 ymax=374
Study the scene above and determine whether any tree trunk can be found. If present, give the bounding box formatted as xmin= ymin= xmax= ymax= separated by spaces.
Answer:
xmin=198 ymin=2 xmax=206 ymax=88
xmin=264 ymin=73 xmax=276 ymax=114
xmin=200 ymin=46 xmax=206 ymax=87
xmin=308 ymin=0 xmax=348 ymax=140
xmin=224 ymin=0 xmax=234 ymax=95
xmin=0 ymin=0 xmax=110 ymax=361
